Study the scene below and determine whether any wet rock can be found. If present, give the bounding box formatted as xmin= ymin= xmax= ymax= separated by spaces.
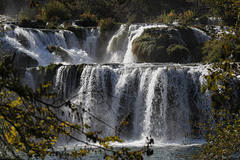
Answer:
xmin=14 ymin=51 xmax=39 ymax=68
xmin=47 ymin=45 xmax=74 ymax=63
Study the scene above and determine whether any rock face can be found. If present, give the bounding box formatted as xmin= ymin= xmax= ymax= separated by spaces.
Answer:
xmin=14 ymin=51 xmax=39 ymax=68
xmin=47 ymin=45 xmax=74 ymax=63
xmin=132 ymin=26 xmax=203 ymax=63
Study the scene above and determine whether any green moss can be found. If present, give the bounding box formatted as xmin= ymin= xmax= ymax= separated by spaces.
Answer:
xmin=132 ymin=27 xmax=181 ymax=62
xmin=47 ymin=45 xmax=73 ymax=63
xmin=166 ymin=44 xmax=189 ymax=63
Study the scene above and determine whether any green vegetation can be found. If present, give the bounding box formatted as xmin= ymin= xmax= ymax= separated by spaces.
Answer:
xmin=13 ymin=0 xmax=193 ymax=24
xmin=178 ymin=10 xmax=195 ymax=26
xmin=158 ymin=10 xmax=195 ymax=25
xmin=132 ymin=26 xmax=201 ymax=63
xmin=167 ymin=44 xmax=189 ymax=62
xmin=43 ymin=1 xmax=70 ymax=21
xmin=203 ymin=0 xmax=240 ymax=26
xmin=202 ymin=30 xmax=240 ymax=63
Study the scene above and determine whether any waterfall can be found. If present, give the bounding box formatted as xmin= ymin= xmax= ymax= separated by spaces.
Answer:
xmin=105 ymin=24 xmax=168 ymax=63
xmin=24 ymin=63 xmax=210 ymax=144
xmin=2 ymin=22 xmax=213 ymax=146
xmin=0 ymin=25 xmax=96 ymax=66
xmin=1 ymin=23 xmax=210 ymax=65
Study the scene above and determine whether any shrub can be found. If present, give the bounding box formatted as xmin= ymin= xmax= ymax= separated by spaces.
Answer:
xmin=75 ymin=13 xmax=98 ymax=27
xmin=43 ymin=1 xmax=70 ymax=21
xmin=46 ymin=21 xmax=59 ymax=29
xmin=202 ymin=35 xmax=240 ymax=63
xmin=18 ymin=7 xmax=38 ymax=20
xmin=158 ymin=11 xmax=178 ymax=24
xmin=178 ymin=10 xmax=195 ymax=25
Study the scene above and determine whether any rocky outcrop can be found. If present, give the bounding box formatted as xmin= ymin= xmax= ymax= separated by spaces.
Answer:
xmin=47 ymin=45 xmax=73 ymax=63
xmin=19 ymin=19 xmax=46 ymax=28
xmin=14 ymin=51 xmax=39 ymax=68
xmin=132 ymin=26 xmax=204 ymax=63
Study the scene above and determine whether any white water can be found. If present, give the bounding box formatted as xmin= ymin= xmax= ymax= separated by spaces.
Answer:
xmin=1 ymin=23 xmax=210 ymax=65
xmin=3 ymin=23 xmax=212 ymax=149
xmin=105 ymin=24 xmax=169 ymax=63
xmin=23 ymin=63 xmax=210 ymax=146
xmin=0 ymin=25 xmax=96 ymax=66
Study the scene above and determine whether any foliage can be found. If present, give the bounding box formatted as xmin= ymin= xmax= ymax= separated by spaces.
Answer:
xmin=75 ymin=13 xmax=98 ymax=27
xmin=192 ymin=27 xmax=240 ymax=159
xmin=43 ymin=1 xmax=70 ymax=21
xmin=202 ymin=29 xmax=240 ymax=63
xmin=18 ymin=7 xmax=38 ymax=20
xmin=157 ymin=11 xmax=178 ymax=24
xmin=28 ymin=0 xmax=189 ymax=23
xmin=178 ymin=10 xmax=195 ymax=26
xmin=193 ymin=58 xmax=240 ymax=159
xmin=203 ymin=0 xmax=240 ymax=26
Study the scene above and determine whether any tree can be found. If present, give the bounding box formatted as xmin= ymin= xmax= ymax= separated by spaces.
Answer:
xmin=203 ymin=0 xmax=240 ymax=26
xmin=191 ymin=25 xmax=240 ymax=159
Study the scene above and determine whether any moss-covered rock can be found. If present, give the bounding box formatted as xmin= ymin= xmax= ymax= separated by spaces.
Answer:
xmin=47 ymin=45 xmax=73 ymax=63
xmin=132 ymin=26 xmax=201 ymax=63
xmin=64 ymin=25 xmax=86 ymax=45
xmin=19 ymin=19 xmax=38 ymax=28
xmin=16 ymin=33 xmax=30 ymax=48
xmin=30 ymin=63 xmax=63 ymax=89
xmin=166 ymin=44 xmax=189 ymax=63
xmin=19 ymin=19 xmax=46 ymax=28
xmin=75 ymin=19 xmax=98 ymax=27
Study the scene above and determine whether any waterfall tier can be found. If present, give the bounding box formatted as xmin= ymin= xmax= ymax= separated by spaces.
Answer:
xmin=24 ymin=63 xmax=210 ymax=144
xmin=0 ymin=24 xmax=210 ymax=66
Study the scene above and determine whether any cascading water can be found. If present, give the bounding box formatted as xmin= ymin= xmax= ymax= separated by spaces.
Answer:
xmin=0 ymin=25 xmax=97 ymax=66
xmin=2 ymin=22 xmax=212 ymax=149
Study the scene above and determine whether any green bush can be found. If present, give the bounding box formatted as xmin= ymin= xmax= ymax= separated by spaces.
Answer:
xmin=202 ymin=38 xmax=227 ymax=63
xmin=158 ymin=11 xmax=178 ymax=24
xmin=76 ymin=13 xmax=98 ymax=27
xmin=178 ymin=10 xmax=195 ymax=25
xmin=202 ymin=34 xmax=240 ymax=63
xmin=18 ymin=7 xmax=38 ymax=20
xmin=44 ymin=1 xmax=70 ymax=21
